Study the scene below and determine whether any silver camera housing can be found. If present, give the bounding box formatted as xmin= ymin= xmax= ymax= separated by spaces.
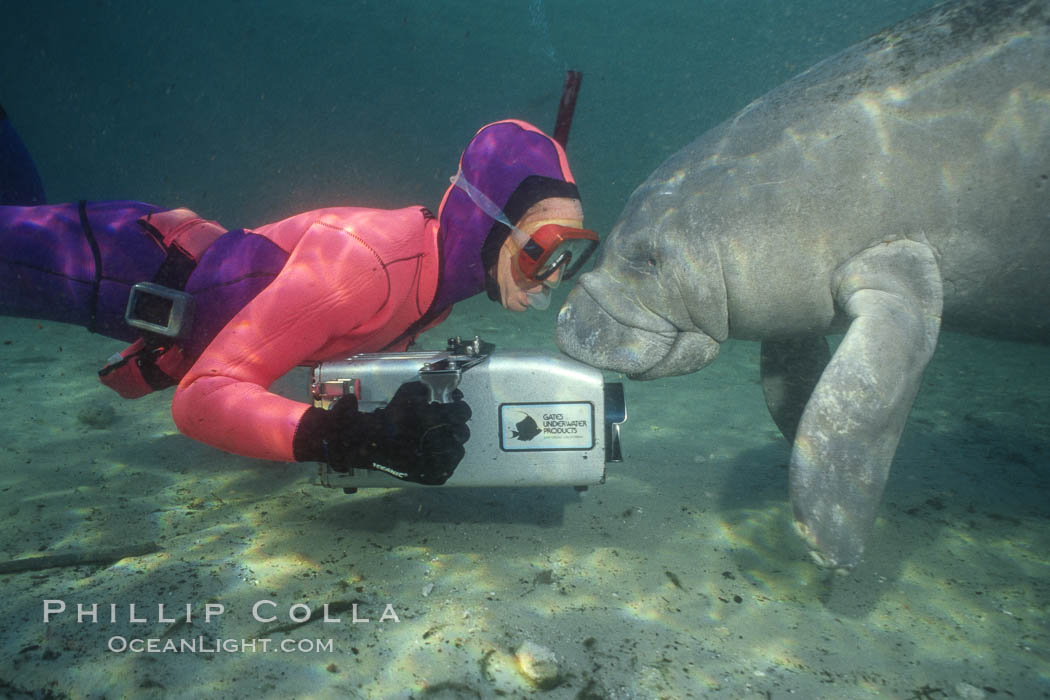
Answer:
xmin=311 ymin=337 xmax=625 ymax=490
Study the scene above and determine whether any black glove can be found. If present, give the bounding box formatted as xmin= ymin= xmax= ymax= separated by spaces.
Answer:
xmin=322 ymin=381 xmax=471 ymax=485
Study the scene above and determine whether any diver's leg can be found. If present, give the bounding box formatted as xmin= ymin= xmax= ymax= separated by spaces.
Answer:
xmin=0 ymin=103 xmax=46 ymax=205
xmin=0 ymin=200 xmax=166 ymax=341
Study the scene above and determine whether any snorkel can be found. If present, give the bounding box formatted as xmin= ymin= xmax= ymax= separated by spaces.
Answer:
xmin=553 ymin=70 xmax=582 ymax=149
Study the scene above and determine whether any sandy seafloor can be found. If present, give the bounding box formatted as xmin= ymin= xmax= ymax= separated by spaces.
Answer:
xmin=2 ymin=0 xmax=1049 ymax=698
xmin=1 ymin=303 xmax=1047 ymax=699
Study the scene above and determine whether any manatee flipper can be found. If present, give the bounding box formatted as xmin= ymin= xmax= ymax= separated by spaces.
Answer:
xmin=789 ymin=240 xmax=942 ymax=571
xmin=760 ymin=336 xmax=831 ymax=442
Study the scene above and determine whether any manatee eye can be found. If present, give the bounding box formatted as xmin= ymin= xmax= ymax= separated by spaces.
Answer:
xmin=647 ymin=256 xmax=657 ymax=267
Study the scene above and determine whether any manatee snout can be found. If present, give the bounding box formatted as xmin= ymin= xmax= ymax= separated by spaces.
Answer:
xmin=556 ymin=284 xmax=675 ymax=376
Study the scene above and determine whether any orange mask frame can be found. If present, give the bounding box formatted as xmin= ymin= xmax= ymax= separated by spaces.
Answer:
xmin=512 ymin=223 xmax=599 ymax=287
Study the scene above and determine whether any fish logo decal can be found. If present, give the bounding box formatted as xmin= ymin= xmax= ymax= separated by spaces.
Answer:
xmin=511 ymin=414 xmax=541 ymax=441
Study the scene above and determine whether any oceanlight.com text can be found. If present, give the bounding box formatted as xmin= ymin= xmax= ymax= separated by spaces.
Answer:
xmin=107 ymin=636 xmax=335 ymax=654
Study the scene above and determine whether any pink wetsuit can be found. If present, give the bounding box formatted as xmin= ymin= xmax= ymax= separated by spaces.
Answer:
xmin=171 ymin=206 xmax=446 ymax=462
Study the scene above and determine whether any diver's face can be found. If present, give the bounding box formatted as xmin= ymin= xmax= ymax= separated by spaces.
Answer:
xmin=492 ymin=196 xmax=583 ymax=312
xmin=495 ymin=242 xmax=563 ymax=311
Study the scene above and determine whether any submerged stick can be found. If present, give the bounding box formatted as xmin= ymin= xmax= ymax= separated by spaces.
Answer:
xmin=0 ymin=541 xmax=159 ymax=574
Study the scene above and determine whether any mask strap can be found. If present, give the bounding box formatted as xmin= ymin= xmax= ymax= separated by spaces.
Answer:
xmin=450 ymin=171 xmax=532 ymax=249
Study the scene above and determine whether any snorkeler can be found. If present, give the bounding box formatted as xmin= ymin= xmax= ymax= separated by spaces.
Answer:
xmin=0 ymin=110 xmax=598 ymax=485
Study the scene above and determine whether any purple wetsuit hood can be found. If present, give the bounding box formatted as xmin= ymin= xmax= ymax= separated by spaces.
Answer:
xmin=431 ymin=120 xmax=578 ymax=311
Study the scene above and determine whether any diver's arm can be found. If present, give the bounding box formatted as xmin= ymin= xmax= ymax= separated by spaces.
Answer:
xmin=171 ymin=224 xmax=387 ymax=462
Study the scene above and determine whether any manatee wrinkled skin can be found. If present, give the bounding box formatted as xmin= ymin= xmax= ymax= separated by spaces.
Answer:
xmin=557 ymin=0 xmax=1050 ymax=571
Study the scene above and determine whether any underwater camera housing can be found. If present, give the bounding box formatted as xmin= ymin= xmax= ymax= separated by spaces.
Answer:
xmin=311 ymin=336 xmax=626 ymax=491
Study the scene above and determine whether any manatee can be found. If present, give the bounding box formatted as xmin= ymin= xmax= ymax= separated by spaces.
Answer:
xmin=556 ymin=0 xmax=1050 ymax=571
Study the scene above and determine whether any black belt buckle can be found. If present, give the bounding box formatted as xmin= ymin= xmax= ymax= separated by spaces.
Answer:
xmin=125 ymin=282 xmax=195 ymax=338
